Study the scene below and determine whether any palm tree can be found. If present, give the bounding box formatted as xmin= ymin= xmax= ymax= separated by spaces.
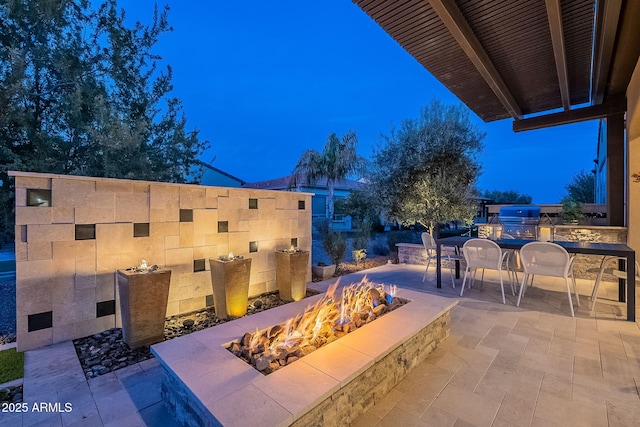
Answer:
xmin=291 ymin=131 xmax=366 ymax=220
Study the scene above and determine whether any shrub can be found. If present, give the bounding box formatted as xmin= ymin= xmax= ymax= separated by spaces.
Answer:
xmin=317 ymin=219 xmax=348 ymax=267
xmin=370 ymin=238 xmax=390 ymax=256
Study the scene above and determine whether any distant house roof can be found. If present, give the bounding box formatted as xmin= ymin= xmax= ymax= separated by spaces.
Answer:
xmin=198 ymin=161 xmax=246 ymax=187
xmin=243 ymin=175 xmax=362 ymax=191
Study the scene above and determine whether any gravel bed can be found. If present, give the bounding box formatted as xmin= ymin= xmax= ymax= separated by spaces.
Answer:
xmin=0 ymin=385 xmax=22 ymax=404
xmin=0 ymin=277 xmax=16 ymax=345
xmin=73 ymin=289 xmax=320 ymax=379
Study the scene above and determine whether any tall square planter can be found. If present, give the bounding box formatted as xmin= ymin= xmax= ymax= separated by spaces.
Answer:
xmin=275 ymin=250 xmax=310 ymax=301
xmin=209 ymin=257 xmax=252 ymax=319
xmin=117 ymin=269 xmax=171 ymax=348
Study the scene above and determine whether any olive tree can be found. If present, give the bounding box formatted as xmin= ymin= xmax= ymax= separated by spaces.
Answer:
xmin=369 ymin=99 xmax=484 ymax=233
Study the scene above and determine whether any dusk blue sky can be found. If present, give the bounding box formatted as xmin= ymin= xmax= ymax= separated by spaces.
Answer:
xmin=119 ymin=1 xmax=599 ymax=204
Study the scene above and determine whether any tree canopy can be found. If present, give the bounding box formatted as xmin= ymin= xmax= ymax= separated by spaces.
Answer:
xmin=562 ymin=170 xmax=595 ymax=204
xmin=0 ymin=0 xmax=209 ymax=240
xmin=369 ymin=99 xmax=484 ymax=232
xmin=291 ymin=131 xmax=366 ymax=220
xmin=483 ymin=190 xmax=532 ymax=204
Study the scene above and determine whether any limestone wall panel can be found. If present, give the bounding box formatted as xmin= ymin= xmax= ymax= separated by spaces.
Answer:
xmin=115 ymin=192 xmax=150 ymax=223
xmin=16 ymin=207 xmax=52 ymax=225
xmin=53 ymin=288 xmax=96 ymax=326
xmin=53 ymin=240 xmax=96 ymax=260
xmin=96 ymin=180 xmax=133 ymax=193
xmin=96 ymin=223 xmax=135 ymax=270
xmin=16 ymin=277 xmax=53 ymax=314
xmin=218 ymin=196 xmax=240 ymax=211
xmin=179 ymin=297 xmax=205 ymax=314
xmin=52 ymin=179 xmax=96 ymax=207
xmin=227 ymin=232 xmax=250 ymax=255
xmin=179 ymin=222 xmax=194 ymax=248
xmin=75 ymin=207 xmax=115 ymax=224
xmin=28 ymin=224 xmax=74 ymax=242
xmin=95 ymin=271 xmax=116 ymax=301
xmin=151 ymin=222 xmax=180 ymax=237
xmin=27 ymin=242 xmax=52 ymax=261
xmin=16 ymin=259 xmax=52 ymax=281
xmin=51 ymin=206 xmax=75 ymax=223
xmin=165 ymin=235 xmax=180 ymax=249
xmin=192 ymin=272 xmax=211 ymax=298
xmin=15 ymin=188 xmax=26 ymax=207
xmin=165 ymin=248 xmax=194 ymax=274
xmin=12 ymin=172 xmax=312 ymax=350
xmin=16 ymin=317 xmax=52 ymax=351
xmin=180 ymin=186 xmax=206 ymax=209
xmin=15 ymin=176 xmax=51 ymax=189
xmin=53 ymin=316 xmax=115 ymax=344
xmin=150 ymin=185 xmax=180 ymax=222
xmin=74 ymin=272 xmax=97 ymax=290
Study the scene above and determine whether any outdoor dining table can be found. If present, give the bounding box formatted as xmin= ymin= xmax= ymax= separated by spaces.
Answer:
xmin=435 ymin=235 xmax=637 ymax=321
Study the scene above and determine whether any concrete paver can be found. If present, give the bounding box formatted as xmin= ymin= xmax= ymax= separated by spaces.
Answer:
xmin=3 ymin=263 xmax=639 ymax=426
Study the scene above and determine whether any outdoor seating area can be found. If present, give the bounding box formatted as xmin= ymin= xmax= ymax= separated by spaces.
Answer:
xmin=4 ymin=263 xmax=639 ymax=426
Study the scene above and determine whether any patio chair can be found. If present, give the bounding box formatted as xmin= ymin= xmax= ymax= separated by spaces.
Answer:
xmin=421 ymin=232 xmax=463 ymax=287
xmin=459 ymin=238 xmax=514 ymax=304
xmin=589 ymin=256 xmax=640 ymax=310
xmin=516 ymin=242 xmax=579 ymax=317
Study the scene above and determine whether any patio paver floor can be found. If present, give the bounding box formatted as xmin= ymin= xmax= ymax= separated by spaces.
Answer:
xmin=8 ymin=263 xmax=640 ymax=426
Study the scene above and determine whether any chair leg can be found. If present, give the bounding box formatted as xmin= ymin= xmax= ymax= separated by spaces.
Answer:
xmin=498 ymin=271 xmax=506 ymax=304
xmin=564 ymin=278 xmax=575 ymax=317
xmin=460 ymin=266 xmax=470 ymax=296
xmin=449 ymin=263 xmax=456 ymax=289
xmin=590 ymin=259 xmax=608 ymax=310
xmin=516 ymin=273 xmax=528 ymax=306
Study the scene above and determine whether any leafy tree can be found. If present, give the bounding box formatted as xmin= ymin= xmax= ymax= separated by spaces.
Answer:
xmin=291 ymin=131 xmax=366 ymax=220
xmin=334 ymin=189 xmax=380 ymax=229
xmin=482 ymin=190 xmax=532 ymax=204
xmin=0 ymin=0 xmax=209 ymax=241
xmin=563 ymin=170 xmax=595 ymax=204
xmin=369 ymin=99 xmax=484 ymax=233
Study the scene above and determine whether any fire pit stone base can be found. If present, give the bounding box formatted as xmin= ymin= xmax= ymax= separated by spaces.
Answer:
xmin=152 ymin=286 xmax=456 ymax=427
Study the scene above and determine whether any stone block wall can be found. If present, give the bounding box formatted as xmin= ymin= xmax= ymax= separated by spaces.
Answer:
xmin=10 ymin=171 xmax=312 ymax=351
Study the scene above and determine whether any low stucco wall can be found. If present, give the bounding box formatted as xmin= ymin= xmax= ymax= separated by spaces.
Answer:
xmin=10 ymin=171 xmax=312 ymax=351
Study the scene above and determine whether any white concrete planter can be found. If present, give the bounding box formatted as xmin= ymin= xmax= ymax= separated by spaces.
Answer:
xmin=311 ymin=264 xmax=336 ymax=280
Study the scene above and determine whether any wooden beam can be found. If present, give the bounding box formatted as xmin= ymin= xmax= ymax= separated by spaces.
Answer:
xmin=428 ymin=0 xmax=522 ymax=119
xmin=606 ymin=113 xmax=625 ymax=226
xmin=592 ymin=0 xmax=623 ymax=105
xmin=512 ymin=97 xmax=626 ymax=132
xmin=545 ymin=0 xmax=570 ymax=110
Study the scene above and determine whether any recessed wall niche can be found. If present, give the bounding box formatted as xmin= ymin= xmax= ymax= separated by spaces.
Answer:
xmin=28 ymin=311 xmax=52 ymax=332
xmin=193 ymin=259 xmax=206 ymax=272
xmin=249 ymin=241 xmax=258 ymax=253
xmin=133 ymin=223 xmax=150 ymax=237
xmin=180 ymin=209 xmax=193 ymax=222
xmin=27 ymin=189 xmax=52 ymax=207
xmin=96 ymin=300 xmax=116 ymax=318
xmin=218 ymin=221 xmax=229 ymax=233
xmin=75 ymin=224 xmax=96 ymax=240
xmin=298 ymin=200 xmax=306 ymax=210
xmin=291 ymin=238 xmax=298 ymax=248
xmin=249 ymin=198 xmax=258 ymax=209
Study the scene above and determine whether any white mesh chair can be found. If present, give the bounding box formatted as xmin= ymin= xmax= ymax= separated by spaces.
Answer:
xmin=590 ymin=256 xmax=640 ymax=310
xmin=459 ymin=238 xmax=513 ymax=304
xmin=517 ymin=242 xmax=579 ymax=317
xmin=421 ymin=232 xmax=463 ymax=287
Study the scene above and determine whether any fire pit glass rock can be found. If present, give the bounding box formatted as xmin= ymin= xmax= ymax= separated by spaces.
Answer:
xmin=227 ymin=278 xmax=406 ymax=374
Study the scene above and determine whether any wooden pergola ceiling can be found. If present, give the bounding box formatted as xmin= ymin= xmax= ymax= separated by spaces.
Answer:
xmin=354 ymin=0 xmax=640 ymax=131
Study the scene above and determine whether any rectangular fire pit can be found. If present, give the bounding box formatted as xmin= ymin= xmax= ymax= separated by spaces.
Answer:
xmin=151 ymin=285 xmax=456 ymax=427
